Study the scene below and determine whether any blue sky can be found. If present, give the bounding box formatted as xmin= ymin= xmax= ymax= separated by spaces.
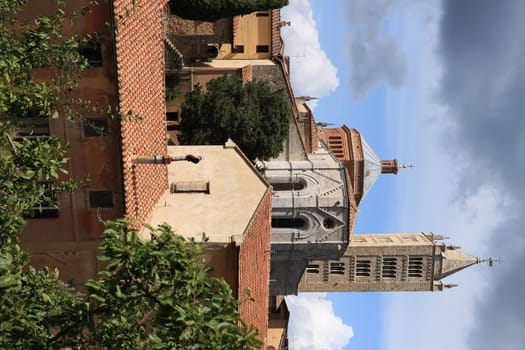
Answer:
xmin=281 ymin=1 xmax=525 ymax=349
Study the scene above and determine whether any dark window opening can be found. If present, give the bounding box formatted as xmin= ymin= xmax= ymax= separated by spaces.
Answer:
xmin=306 ymin=264 xmax=320 ymax=274
xmin=83 ymin=118 xmax=109 ymax=137
xmin=382 ymin=257 xmax=397 ymax=278
xmin=271 ymin=182 xmax=306 ymax=191
xmin=170 ymin=181 xmax=209 ymax=194
xmin=16 ymin=117 xmax=50 ymax=138
xmin=89 ymin=190 xmax=113 ymax=209
xmin=270 ymin=177 xmax=307 ymax=192
xmin=256 ymin=45 xmax=269 ymax=53
xmin=166 ymin=111 xmax=179 ymax=122
xmin=272 ymin=217 xmax=307 ymax=229
xmin=330 ymin=262 xmax=345 ymax=275
xmin=232 ymin=45 xmax=244 ymax=53
xmin=256 ymin=11 xmax=270 ymax=17
xmin=25 ymin=184 xmax=59 ymax=219
xmin=167 ymin=124 xmax=181 ymax=131
xmin=79 ymin=40 xmax=102 ymax=67
xmin=166 ymin=111 xmax=180 ymax=131
xmin=356 ymin=259 xmax=371 ymax=277
xmin=408 ymin=257 xmax=424 ymax=277
xmin=207 ymin=44 xmax=219 ymax=58
xmin=323 ymin=218 xmax=335 ymax=229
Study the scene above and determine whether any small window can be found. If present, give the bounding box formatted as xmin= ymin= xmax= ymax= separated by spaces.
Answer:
xmin=166 ymin=111 xmax=179 ymax=122
xmin=376 ymin=236 xmax=393 ymax=243
xmin=232 ymin=45 xmax=244 ymax=53
xmin=170 ymin=181 xmax=209 ymax=194
xmin=382 ymin=257 xmax=397 ymax=278
xmin=408 ymin=256 xmax=424 ymax=277
xmin=330 ymin=262 xmax=345 ymax=275
xmin=82 ymin=118 xmax=109 ymax=137
xmin=351 ymin=236 xmax=367 ymax=243
xmin=323 ymin=218 xmax=335 ymax=229
xmin=355 ymin=258 xmax=371 ymax=277
xmin=271 ymin=217 xmax=307 ymax=229
xmin=88 ymin=190 xmax=113 ymax=209
xmin=79 ymin=40 xmax=102 ymax=67
xmin=256 ymin=11 xmax=269 ymax=17
xmin=166 ymin=112 xmax=180 ymax=131
xmin=402 ymin=236 xmax=418 ymax=242
xmin=16 ymin=117 xmax=50 ymax=138
xmin=25 ymin=184 xmax=59 ymax=219
xmin=256 ymin=45 xmax=269 ymax=53
xmin=270 ymin=178 xmax=306 ymax=191
xmin=306 ymin=264 xmax=320 ymax=274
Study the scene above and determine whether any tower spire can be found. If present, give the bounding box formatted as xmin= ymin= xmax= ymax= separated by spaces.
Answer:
xmin=438 ymin=247 xmax=485 ymax=279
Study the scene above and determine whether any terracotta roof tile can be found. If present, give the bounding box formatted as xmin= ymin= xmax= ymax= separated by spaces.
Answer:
xmin=238 ymin=187 xmax=272 ymax=346
xmin=113 ymin=0 xmax=169 ymax=223
xmin=242 ymin=64 xmax=253 ymax=83
xmin=271 ymin=9 xmax=282 ymax=56
xmin=233 ymin=16 xmax=241 ymax=45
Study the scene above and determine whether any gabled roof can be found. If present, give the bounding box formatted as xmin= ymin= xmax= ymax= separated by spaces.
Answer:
xmin=113 ymin=0 xmax=168 ymax=223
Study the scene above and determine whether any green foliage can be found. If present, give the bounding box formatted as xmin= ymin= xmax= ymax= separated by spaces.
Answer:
xmin=0 ymin=0 xmax=98 ymax=244
xmin=83 ymin=220 xmax=262 ymax=349
xmin=169 ymin=0 xmax=289 ymax=22
xmin=179 ymin=76 xmax=290 ymax=160
xmin=0 ymin=248 xmax=86 ymax=349
xmin=1 ymin=221 xmax=262 ymax=349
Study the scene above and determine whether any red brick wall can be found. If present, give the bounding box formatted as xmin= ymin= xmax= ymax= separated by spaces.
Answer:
xmin=113 ymin=0 xmax=169 ymax=222
xmin=238 ymin=187 xmax=272 ymax=346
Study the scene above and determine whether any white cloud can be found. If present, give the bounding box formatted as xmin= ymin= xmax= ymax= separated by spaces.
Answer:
xmin=344 ymin=0 xmax=407 ymax=98
xmin=281 ymin=0 xmax=340 ymax=109
xmin=382 ymin=2 xmax=517 ymax=350
xmin=286 ymin=294 xmax=353 ymax=350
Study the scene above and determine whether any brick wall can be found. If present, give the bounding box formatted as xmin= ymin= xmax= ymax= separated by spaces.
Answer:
xmin=238 ymin=187 xmax=272 ymax=346
xmin=113 ymin=0 xmax=169 ymax=223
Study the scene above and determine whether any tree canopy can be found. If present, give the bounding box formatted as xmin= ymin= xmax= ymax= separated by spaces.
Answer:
xmin=169 ymin=0 xmax=289 ymax=22
xmin=1 ymin=220 xmax=262 ymax=349
xmin=179 ymin=76 xmax=290 ymax=160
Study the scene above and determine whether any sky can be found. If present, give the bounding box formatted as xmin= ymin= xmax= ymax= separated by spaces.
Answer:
xmin=280 ymin=1 xmax=525 ymax=349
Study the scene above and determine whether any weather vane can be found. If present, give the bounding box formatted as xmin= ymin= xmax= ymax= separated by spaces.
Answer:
xmin=488 ymin=257 xmax=502 ymax=267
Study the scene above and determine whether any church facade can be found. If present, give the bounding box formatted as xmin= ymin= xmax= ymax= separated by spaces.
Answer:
xmin=266 ymin=115 xmax=483 ymax=295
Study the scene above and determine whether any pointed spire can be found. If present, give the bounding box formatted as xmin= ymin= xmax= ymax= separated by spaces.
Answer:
xmin=438 ymin=247 xmax=484 ymax=279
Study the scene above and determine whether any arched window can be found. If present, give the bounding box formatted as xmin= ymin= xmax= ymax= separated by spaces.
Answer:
xmin=271 ymin=216 xmax=308 ymax=229
xmin=269 ymin=177 xmax=307 ymax=192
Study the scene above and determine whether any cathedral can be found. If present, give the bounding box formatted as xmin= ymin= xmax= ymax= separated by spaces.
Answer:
xmin=264 ymin=116 xmax=484 ymax=295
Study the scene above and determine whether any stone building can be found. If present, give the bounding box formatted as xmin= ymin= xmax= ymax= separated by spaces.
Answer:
xmin=265 ymin=118 xmax=483 ymax=296
xmin=298 ymin=232 xmax=483 ymax=292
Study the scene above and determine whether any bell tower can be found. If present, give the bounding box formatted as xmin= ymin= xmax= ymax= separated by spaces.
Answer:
xmin=298 ymin=232 xmax=484 ymax=292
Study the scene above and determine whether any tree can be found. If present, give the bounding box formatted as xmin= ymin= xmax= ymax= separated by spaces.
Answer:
xmin=169 ymin=0 xmax=289 ymax=22
xmin=179 ymin=76 xmax=290 ymax=160
xmin=1 ymin=1 xmax=262 ymax=348
xmin=0 ymin=0 xmax=91 ymax=245
xmin=1 ymin=220 xmax=262 ymax=349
